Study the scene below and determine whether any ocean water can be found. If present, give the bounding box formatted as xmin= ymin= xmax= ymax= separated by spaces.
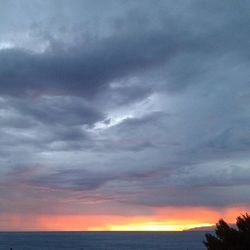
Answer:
xmin=0 ymin=231 xmax=207 ymax=250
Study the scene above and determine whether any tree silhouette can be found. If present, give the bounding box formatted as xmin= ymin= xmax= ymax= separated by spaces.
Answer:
xmin=204 ymin=213 xmax=250 ymax=250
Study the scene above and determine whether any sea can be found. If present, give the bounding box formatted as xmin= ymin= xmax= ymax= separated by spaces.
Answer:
xmin=0 ymin=231 xmax=208 ymax=250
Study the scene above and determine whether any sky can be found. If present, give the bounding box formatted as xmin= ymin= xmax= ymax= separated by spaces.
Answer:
xmin=0 ymin=0 xmax=250 ymax=231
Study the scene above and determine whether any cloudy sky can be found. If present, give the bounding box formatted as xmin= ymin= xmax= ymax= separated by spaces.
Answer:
xmin=0 ymin=0 xmax=250 ymax=231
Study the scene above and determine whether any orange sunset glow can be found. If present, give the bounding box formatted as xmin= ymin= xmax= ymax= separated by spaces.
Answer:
xmin=2 ymin=206 xmax=249 ymax=231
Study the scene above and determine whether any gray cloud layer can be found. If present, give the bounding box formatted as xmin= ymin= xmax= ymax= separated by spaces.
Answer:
xmin=0 ymin=0 xmax=250 ymax=216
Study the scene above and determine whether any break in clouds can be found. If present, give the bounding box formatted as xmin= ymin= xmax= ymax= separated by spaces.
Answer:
xmin=0 ymin=0 xmax=250 ymax=216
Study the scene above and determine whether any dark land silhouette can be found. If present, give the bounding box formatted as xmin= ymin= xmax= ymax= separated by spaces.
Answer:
xmin=204 ymin=213 xmax=250 ymax=249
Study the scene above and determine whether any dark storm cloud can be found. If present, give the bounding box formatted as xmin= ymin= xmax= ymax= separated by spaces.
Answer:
xmin=0 ymin=0 xmax=250 ymax=214
xmin=28 ymin=169 xmax=116 ymax=191
xmin=0 ymin=29 xmax=181 ymax=97
xmin=0 ymin=0 xmax=249 ymax=100
xmin=107 ymin=84 xmax=152 ymax=106
xmin=1 ymin=164 xmax=163 ymax=193
xmin=0 ymin=96 xmax=102 ymax=156
xmin=206 ymin=126 xmax=250 ymax=154
xmin=11 ymin=97 xmax=104 ymax=126
xmin=3 ymin=0 xmax=248 ymax=99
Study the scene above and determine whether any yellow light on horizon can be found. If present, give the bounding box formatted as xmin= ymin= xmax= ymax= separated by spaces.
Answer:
xmin=89 ymin=222 xmax=214 ymax=231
